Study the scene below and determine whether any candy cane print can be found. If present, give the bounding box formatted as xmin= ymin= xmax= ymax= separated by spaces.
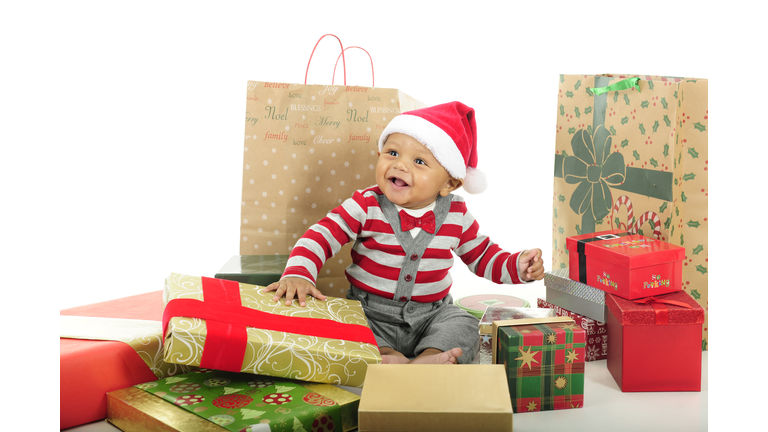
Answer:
xmin=611 ymin=195 xmax=634 ymax=231
xmin=631 ymin=211 xmax=662 ymax=239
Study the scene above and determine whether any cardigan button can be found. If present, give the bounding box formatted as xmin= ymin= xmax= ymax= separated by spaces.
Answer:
xmin=404 ymin=274 xmax=412 ymax=282
xmin=410 ymin=254 xmax=418 ymax=261
xmin=399 ymin=296 xmax=408 ymax=302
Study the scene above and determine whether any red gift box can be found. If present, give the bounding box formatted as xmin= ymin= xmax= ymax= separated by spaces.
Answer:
xmin=606 ymin=290 xmax=704 ymax=392
xmin=537 ymin=298 xmax=608 ymax=361
xmin=60 ymin=291 xmax=164 ymax=429
xmin=566 ymin=229 xmax=684 ymax=300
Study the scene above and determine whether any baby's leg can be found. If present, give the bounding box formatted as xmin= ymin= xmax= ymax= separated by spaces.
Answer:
xmin=413 ymin=303 xmax=480 ymax=365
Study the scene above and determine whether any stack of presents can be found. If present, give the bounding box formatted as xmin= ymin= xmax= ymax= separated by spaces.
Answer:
xmin=60 ymin=68 xmax=707 ymax=431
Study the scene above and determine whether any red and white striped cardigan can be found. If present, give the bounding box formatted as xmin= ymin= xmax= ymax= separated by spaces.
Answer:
xmin=283 ymin=186 xmax=526 ymax=303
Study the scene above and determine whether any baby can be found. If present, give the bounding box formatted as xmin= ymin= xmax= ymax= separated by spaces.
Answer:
xmin=265 ymin=101 xmax=544 ymax=365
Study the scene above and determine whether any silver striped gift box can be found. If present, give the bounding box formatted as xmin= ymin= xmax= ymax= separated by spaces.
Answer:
xmin=544 ymin=267 xmax=608 ymax=322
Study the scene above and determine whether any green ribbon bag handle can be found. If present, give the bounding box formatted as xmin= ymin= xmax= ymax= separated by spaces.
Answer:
xmin=590 ymin=77 xmax=641 ymax=95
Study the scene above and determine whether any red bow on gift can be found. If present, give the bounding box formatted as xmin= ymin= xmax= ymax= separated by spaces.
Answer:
xmin=633 ymin=294 xmax=692 ymax=325
xmin=399 ymin=210 xmax=436 ymax=234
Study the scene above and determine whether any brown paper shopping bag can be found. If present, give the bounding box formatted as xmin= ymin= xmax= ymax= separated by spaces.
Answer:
xmin=552 ymin=74 xmax=708 ymax=349
xmin=239 ymin=35 xmax=425 ymax=297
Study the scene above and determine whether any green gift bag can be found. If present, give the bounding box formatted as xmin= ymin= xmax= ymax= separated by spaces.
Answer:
xmin=552 ymin=74 xmax=708 ymax=350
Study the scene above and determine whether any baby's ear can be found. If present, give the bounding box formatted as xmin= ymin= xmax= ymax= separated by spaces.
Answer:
xmin=440 ymin=178 xmax=464 ymax=196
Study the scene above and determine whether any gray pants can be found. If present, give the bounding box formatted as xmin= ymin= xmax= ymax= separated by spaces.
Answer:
xmin=347 ymin=286 xmax=480 ymax=364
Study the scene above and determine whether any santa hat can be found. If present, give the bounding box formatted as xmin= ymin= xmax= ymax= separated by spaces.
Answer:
xmin=378 ymin=101 xmax=487 ymax=194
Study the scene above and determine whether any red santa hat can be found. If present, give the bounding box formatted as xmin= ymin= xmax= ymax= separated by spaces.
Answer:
xmin=378 ymin=101 xmax=487 ymax=194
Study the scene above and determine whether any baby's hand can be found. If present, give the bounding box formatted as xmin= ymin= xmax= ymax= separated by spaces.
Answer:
xmin=518 ymin=248 xmax=545 ymax=282
xmin=263 ymin=277 xmax=327 ymax=307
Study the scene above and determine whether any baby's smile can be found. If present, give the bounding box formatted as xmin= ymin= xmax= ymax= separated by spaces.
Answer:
xmin=389 ymin=176 xmax=410 ymax=188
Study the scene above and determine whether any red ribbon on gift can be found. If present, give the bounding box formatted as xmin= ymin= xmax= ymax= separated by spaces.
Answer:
xmin=633 ymin=294 xmax=692 ymax=325
xmin=162 ymin=277 xmax=378 ymax=372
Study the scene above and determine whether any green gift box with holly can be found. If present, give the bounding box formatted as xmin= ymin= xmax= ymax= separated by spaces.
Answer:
xmin=107 ymin=369 xmax=360 ymax=432
xmin=552 ymin=74 xmax=708 ymax=350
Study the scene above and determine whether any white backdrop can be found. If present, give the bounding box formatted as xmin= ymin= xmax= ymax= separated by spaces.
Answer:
xmin=3 ymin=1 xmax=760 ymax=428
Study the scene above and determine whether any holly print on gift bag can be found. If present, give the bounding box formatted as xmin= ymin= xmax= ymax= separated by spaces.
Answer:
xmin=552 ymin=74 xmax=708 ymax=350
xmin=135 ymin=370 xmax=346 ymax=432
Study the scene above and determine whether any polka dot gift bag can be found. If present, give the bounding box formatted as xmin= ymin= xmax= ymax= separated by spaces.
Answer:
xmin=239 ymin=35 xmax=425 ymax=298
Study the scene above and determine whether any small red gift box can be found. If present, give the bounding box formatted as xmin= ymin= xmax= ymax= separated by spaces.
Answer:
xmin=566 ymin=229 xmax=684 ymax=300
xmin=606 ymin=290 xmax=704 ymax=392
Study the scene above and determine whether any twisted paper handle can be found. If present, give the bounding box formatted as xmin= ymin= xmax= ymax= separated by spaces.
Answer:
xmin=304 ymin=34 xmax=346 ymax=85
xmin=331 ymin=46 xmax=374 ymax=87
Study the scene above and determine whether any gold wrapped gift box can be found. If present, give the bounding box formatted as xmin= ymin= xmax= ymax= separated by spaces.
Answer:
xmin=162 ymin=273 xmax=381 ymax=387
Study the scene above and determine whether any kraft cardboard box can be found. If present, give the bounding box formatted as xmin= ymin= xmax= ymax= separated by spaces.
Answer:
xmin=358 ymin=364 xmax=513 ymax=432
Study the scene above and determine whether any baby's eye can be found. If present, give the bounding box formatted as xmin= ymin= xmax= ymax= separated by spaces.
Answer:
xmin=415 ymin=158 xmax=426 ymax=165
xmin=387 ymin=150 xmax=398 ymax=157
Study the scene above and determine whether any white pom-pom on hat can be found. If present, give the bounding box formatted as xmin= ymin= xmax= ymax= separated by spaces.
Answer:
xmin=379 ymin=101 xmax=487 ymax=194
xmin=462 ymin=166 xmax=487 ymax=194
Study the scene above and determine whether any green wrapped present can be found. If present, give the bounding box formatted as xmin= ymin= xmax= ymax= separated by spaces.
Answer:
xmin=215 ymin=255 xmax=288 ymax=287
xmin=108 ymin=369 xmax=360 ymax=432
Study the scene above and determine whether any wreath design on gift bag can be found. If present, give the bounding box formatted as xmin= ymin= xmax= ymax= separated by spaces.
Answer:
xmin=563 ymin=126 xmax=626 ymax=233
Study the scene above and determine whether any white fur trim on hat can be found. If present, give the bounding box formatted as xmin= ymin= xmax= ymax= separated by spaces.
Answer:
xmin=462 ymin=166 xmax=487 ymax=194
xmin=378 ymin=114 xmax=467 ymax=180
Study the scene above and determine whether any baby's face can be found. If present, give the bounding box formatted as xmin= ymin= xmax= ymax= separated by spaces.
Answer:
xmin=376 ymin=133 xmax=460 ymax=210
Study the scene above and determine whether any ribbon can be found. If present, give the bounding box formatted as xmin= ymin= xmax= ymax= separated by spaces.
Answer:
xmin=590 ymin=77 xmax=641 ymax=96
xmin=576 ymin=232 xmax=630 ymax=283
xmin=399 ymin=209 xmax=436 ymax=234
xmin=633 ymin=294 xmax=692 ymax=325
xmin=162 ymin=277 xmax=378 ymax=372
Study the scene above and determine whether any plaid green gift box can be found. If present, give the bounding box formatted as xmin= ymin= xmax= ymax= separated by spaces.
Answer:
xmin=492 ymin=317 xmax=586 ymax=413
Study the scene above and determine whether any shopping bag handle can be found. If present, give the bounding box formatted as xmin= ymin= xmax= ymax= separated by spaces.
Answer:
xmin=304 ymin=34 xmax=346 ymax=85
xmin=331 ymin=46 xmax=374 ymax=87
